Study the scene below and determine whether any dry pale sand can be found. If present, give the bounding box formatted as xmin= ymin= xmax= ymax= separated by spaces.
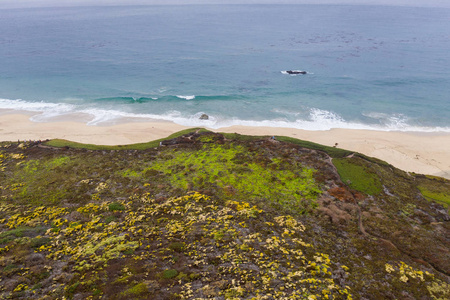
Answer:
xmin=1 ymin=113 xmax=449 ymax=179
xmin=0 ymin=114 xmax=188 ymax=146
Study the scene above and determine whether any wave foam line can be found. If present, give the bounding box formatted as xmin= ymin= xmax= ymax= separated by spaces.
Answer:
xmin=168 ymin=109 xmax=450 ymax=133
xmin=0 ymin=98 xmax=74 ymax=111
xmin=176 ymin=95 xmax=195 ymax=100
xmin=1 ymin=98 xmax=450 ymax=133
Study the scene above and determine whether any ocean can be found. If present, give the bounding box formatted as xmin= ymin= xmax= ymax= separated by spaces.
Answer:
xmin=0 ymin=4 xmax=449 ymax=131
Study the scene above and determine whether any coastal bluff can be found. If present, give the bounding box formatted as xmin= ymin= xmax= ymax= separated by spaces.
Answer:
xmin=0 ymin=129 xmax=448 ymax=299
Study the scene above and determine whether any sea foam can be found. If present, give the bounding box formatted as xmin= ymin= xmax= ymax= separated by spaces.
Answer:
xmin=176 ymin=95 xmax=196 ymax=100
xmin=1 ymin=98 xmax=450 ymax=132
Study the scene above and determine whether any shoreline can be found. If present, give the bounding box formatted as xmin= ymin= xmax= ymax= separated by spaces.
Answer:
xmin=1 ymin=113 xmax=449 ymax=179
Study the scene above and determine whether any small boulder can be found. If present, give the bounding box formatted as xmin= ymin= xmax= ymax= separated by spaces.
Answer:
xmin=199 ymin=114 xmax=209 ymax=120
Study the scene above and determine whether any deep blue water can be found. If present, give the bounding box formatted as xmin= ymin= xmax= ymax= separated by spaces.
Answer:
xmin=0 ymin=4 xmax=449 ymax=131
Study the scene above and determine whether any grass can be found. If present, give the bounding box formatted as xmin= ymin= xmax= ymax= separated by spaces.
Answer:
xmin=332 ymin=157 xmax=383 ymax=195
xmin=108 ymin=202 xmax=125 ymax=211
xmin=275 ymin=136 xmax=353 ymax=158
xmin=220 ymin=133 xmax=354 ymax=158
xmin=418 ymin=186 xmax=450 ymax=209
xmin=0 ymin=227 xmax=28 ymax=244
xmin=43 ymin=128 xmax=205 ymax=150
xmin=415 ymin=174 xmax=450 ymax=211
xmin=0 ymin=226 xmax=46 ymax=245
xmin=162 ymin=269 xmax=178 ymax=279
xmin=121 ymin=283 xmax=148 ymax=297
xmin=220 ymin=132 xmax=265 ymax=142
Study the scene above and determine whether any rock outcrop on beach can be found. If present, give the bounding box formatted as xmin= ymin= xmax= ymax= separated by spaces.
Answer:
xmin=0 ymin=130 xmax=449 ymax=299
xmin=199 ymin=113 xmax=209 ymax=120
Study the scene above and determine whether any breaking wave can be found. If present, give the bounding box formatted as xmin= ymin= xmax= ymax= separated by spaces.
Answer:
xmin=176 ymin=95 xmax=196 ymax=100
xmin=1 ymin=98 xmax=449 ymax=132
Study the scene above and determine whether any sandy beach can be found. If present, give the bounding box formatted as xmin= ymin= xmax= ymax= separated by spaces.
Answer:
xmin=1 ymin=113 xmax=449 ymax=179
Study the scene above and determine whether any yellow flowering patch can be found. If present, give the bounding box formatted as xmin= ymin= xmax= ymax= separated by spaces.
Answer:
xmin=227 ymin=200 xmax=263 ymax=218
xmin=385 ymin=261 xmax=430 ymax=282
xmin=9 ymin=153 xmax=25 ymax=160
xmin=384 ymin=261 xmax=449 ymax=299
xmin=0 ymin=190 xmax=445 ymax=299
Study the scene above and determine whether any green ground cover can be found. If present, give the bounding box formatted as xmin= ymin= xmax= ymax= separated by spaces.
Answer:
xmin=44 ymin=128 xmax=206 ymax=150
xmin=332 ymin=157 xmax=383 ymax=195
xmin=0 ymin=130 xmax=448 ymax=299
xmin=121 ymin=143 xmax=321 ymax=214
xmin=418 ymin=186 xmax=450 ymax=209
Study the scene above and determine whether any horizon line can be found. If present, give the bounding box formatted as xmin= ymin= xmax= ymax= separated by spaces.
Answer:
xmin=2 ymin=1 xmax=450 ymax=10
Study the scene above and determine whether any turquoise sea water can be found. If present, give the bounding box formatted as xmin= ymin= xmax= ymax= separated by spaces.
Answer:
xmin=0 ymin=4 xmax=449 ymax=131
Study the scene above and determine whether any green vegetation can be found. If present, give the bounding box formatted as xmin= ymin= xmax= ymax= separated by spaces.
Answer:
xmin=415 ymin=175 xmax=450 ymax=212
xmin=108 ymin=201 xmax=125 ymax=211
xmin=44 ymin=128 xmax=206 ymax=150
xmin=0 ymin=130 xmax=448 ymax=299
xmin=122 ymin=143 xmax=320 ymax=214
xmin=0 ymin=192 xmax=356 ymax=299
xmin=276 ymin=136 xmax=353 ymax=158
xmin=162 ymin=269 xmax=179 ymax=279
xmin=332 ymin=157 xmax=383 ymax=195
xmin=220 ymin=132 xmax=265 ymax=142
xmin=418 ymin=186 xmax=450 ymax=208
xmin=121 ymin=283 xmax=148 ymax=297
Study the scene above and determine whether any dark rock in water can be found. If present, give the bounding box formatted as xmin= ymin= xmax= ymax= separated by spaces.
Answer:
xmin=286 ymin=70 xmax=307 ymax=75
xmin=199 ymin=114 xmax=209 ymax=120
